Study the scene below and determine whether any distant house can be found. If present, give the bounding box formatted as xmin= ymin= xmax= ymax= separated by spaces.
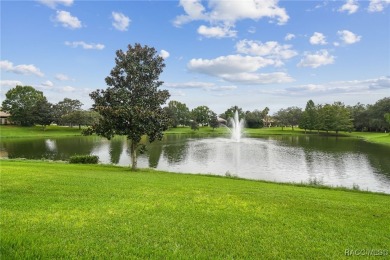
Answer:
xmin=0 ymin=111 xmax=12 ymax=125
xmin=217 ymin=117 xmax=227 ymax=125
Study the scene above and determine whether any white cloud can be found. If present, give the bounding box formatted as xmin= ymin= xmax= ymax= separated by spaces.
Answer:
xmin=169 ymin=90 xmax=186 ymax=97
xmin=112 ymin=12 xmax=130 ymax=31
xmin=284 ymin=33 xmax=295 ymax=41
xmin=337 ymin=30 xmax=361 ymax=44
xmin=187 ymin=52 xmax=295 ymax=84
xmin=55 ymin=73 xmax=71 ymax=81
xmin=55 ymin=10 xmax=82 ymax=29
xmin=338 ymin=0 xmax=359 ymax=14
xmin=65 ymin=41 xmax=105 ymax=50
xmin=197 ymin=25 xmax=237 ymax=38
xmin=174 ymin=0 xmax=289 ymax=37
xmin=174 ymin=0 xmax=208 ymax=27
xmin=61 ymin=86 xmax=76 ymax=92
xmin=220 ymin=72 xmax=294 ymax=84
xmin=248 ymin=26 xmax=256 ymax=34
xmin=309 ymin=32 xmax=327 ymax=45
xmin=264 ymin=76 xmax=390 ymax=96
xmin=41 ymin=80 xmax=54 ymax=88
xmin=188 ymin=55 xmax=276 ymax=75
xmin=368 ymin=0 xmax=390 ymax=12
xmin=0 ymin=80 xmax=23 ymax=88
xmin=236 ymin=40 xmax=298 ymax=64
xmin=165 ymin=81 xmax=237 ymax=91
xmin=38 ymin=0 xmax=73 ymax=9
xmin=0 ymin=60 xmax=44 ymax=77
xmin=159 ymin=50 xmax=170 ymax=59
xmin=298 ymin=50 xmax=335 ymax=68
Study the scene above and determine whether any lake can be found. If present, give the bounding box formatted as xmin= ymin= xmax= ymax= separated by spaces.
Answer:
xmin=1 ymin=134 xmax=390 ymax=193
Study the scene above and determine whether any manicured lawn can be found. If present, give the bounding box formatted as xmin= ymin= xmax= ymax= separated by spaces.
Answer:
xmin=344 ymin=131 xmax=390 ymax=145
xmin=0 ymin=125 xmax=82 ymax=138
xmin=2 ymin=125 xmax=389 ymax=145
xmin=1 ymin=160 xmax=389 ymax=258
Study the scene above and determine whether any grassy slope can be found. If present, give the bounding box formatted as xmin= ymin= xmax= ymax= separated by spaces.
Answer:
xmin=1 ymin=160 xmax=389 ymax=259
xmin=0 ymin=125 xmax=82 ymax=138
xmin=1 ymin=125 xmax=389 ymax=145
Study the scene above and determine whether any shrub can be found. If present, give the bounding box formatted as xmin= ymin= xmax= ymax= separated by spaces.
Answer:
xmin=69 ymin=155 xmax=99 ymax=164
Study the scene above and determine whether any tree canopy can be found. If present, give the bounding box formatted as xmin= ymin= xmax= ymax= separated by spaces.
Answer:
xmin=87 ymin=43 xmax=170 ymax=170
xmin=1 ymin=85 xmax=47 ymax=126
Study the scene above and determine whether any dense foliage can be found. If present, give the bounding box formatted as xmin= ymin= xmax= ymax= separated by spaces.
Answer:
xmin=87 ymin=43 xmax=170 ymax=170
xmin=1 ymin=85 xmax=50 ymax=126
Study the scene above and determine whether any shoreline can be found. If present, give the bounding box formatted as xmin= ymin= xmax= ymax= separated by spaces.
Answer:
xmin=2 ymin=158 xmax=389 ymax=195
xmin=1 ymin=125 xmax=389 ymax=145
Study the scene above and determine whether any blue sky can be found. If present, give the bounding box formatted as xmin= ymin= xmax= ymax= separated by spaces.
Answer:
xmin=1 ymin=0 xmax=389 ymax=114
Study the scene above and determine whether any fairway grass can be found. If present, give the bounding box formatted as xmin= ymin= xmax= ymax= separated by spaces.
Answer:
xmin=0 ymin=125 xmax=82 ymax=138
xmin=2 ymin=125 xmax=389 ymax=145
xmin=1 ymin=160 xmax=389 ymax=258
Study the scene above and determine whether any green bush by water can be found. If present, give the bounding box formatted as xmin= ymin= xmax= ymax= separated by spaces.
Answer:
xmin=69 ymin=155 xmax=99 ymax=164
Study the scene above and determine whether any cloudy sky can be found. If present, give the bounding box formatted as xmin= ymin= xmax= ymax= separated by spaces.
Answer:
xmin=1 ymin=0 xmax=389 ymax=114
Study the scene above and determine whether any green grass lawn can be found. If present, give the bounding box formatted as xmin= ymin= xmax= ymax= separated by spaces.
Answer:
xmin=2 ymin=124 xmax=390 ymax=145
xmin=1 ymin=160 xmax=389 ymax=258
xmin=0 ymin=125 xmax=82 ymax=138
xmin=344 ymin=131 xmax=390 ymax=145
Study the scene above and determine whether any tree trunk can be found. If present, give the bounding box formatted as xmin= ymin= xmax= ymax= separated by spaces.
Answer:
xmin=130 ymin=141 xmax=137 ymax=170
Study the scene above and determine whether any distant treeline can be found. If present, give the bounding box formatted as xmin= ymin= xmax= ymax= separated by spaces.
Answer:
xmin=1 ymin=85 xmax=389 ymax=133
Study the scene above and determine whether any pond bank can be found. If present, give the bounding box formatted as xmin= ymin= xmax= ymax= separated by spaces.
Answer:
xmin=1 ymin=125 xmax=389 ymax=145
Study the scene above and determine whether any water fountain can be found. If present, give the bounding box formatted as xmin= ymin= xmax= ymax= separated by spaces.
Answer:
xmin=229 ymin=110 xmax=245 ymax=142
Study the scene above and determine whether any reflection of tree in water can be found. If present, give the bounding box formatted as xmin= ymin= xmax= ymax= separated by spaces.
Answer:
xmin=277 ymin=135 xmax=390 ymax=181
xmin=361 ymin=144 xmax=390 ymax=178
xmin=109 ymin=137 xmax=124 ymax=164
xmin=147 ymin=141 xmax=163 ymax=168
xmin=162 ymin=135 xmax=189 ymax=164
xmin=1 ymin=137 xmax=98 ymax=160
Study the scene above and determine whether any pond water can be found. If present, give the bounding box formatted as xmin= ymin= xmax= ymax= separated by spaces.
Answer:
xmin=1 ymin=134 xmax=390 ymax=193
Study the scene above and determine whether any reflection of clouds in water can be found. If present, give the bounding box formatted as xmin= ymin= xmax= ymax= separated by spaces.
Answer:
xmin=2 ymin=135 xmax=389 ymax=193
xmin=155 ymin=137 xmax=390 ymax=194
xmin=45 ymin=139 xmax=57 ymax=152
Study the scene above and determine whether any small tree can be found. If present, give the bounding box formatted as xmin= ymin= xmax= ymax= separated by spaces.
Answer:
xmin=34 ymin=99 xmax=54 ymax=130
xmin=209 ymin=112 xmax=219 ymax=130
xmin=190 ymin=120 xmax=199 ymax=131
xmin=87 ymin=43 xmax=170 ymax=170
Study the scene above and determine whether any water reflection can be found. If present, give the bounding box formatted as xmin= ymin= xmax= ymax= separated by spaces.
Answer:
xmin=1 ymin=135 xmax=389 ymax=193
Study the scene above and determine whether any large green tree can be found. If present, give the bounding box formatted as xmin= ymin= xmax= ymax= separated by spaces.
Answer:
xmin=53 ymin=98 xmax=83 ymax=125
xmin=331 ymin=102 xmax=353 ymax=134
xmin=285 ymin=106 xmax=303 ymax=130
xmin=273 ymin=108 xmax=289 ymax=130
xmin=245 ymin=110 xmax=263 ymax=128
xmin=1 ymin=85 xmax=46 ymax=126
xmin=220 ymin=106 xmax=245 ymax=124
xmin=165 ymin=100 xmax=190 ymax=127
xmin=300 ymin=100 xmax=317 ymax=133
xmin=191 ymin=105 xmax=211 ymax=126
xmin=34 ymin=99 xmax=54 ymax=130
xmin=87 ymin=43 xmax=170 ymax=170
xmin=62 ymin=110 xmax=100 ymax=129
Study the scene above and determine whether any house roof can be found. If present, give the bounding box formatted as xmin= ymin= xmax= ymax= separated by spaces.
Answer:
xmin=0 ymin=111 xmax=11 ymax=117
